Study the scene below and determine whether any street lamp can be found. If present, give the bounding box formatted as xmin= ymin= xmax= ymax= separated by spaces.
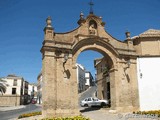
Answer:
xmin=63 ymin=53 xmax=69 ymax=70
xmin=127 ymin=59 xmax=131 ymax=68
xmin=124 ymin=59 xmax=131 ymax=70
xmin=63 ymin=53 xmax=69 ymax=64
xmin=63 ymin=53 xmax=69 ymax=78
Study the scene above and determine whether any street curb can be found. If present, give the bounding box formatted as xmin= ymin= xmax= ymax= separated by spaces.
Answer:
xmin=78 ymin=87 xmax=91 ymax=97
xmin=0 ymin=105 xmax=26 ymax=112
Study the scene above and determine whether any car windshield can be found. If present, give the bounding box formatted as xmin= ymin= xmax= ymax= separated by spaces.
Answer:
xmin=93 ymin=98 xmax=98 ymax=101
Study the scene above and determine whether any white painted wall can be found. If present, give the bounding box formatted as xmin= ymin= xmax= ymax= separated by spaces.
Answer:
xmin=28 ymin=84 xmax=37 ymax=96
xmin=137 ymin=57 xmax=160 ymax=111
xmin=85 ymin=72 xmax=90 ymax=86
xmin=28 ymin=84 xmax=33 ymax=96
xmin=37 ymin=73 xmax=43 ymax=104
xmin=76 ymin=63 xmax=86 ymax=92
xmin=3 ymin=78 xmax=22 ymax=95
xmin=85 ymin=73 xmax=89 ymax=78
xmin=85 ymin=72 xmax=94 ymax=86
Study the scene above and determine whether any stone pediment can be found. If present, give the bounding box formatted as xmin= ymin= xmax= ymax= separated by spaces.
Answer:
xmin=139 ymin=29 xmax=160 ymax=37
xmin=53 ymin=13 xmax=120 ymax=43
xmin=42 ymin=14 xmax=137 ymax=57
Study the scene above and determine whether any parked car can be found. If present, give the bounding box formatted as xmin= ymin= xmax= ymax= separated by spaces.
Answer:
xmin=31 ymin=98 xmax=37 ymax=104
xmin=80 ymin=97 xmax=109 ymax=107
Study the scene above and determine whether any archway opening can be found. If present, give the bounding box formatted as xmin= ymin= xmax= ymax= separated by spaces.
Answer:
xmin=75 ymin=49 xmax=113 ymax=111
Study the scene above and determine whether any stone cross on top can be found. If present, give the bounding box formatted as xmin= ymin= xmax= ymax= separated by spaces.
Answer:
xmin=89 ymin=0 xmax=94 ymax=14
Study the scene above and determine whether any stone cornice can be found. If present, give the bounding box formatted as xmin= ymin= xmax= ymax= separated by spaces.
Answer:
xmin=41 ymin=46 xmax=72 ymax=53
xmin=55 ymin=41 xmax=73 ymax=45
xmin=119 ymin=54 xmax=138 ymax=58
xmin=75 ymin=34 xmax=109 ymax=42
xmin=43 ymin=40 xmax=55 ymax=45
xmin=138 ymin=55 xmax=160 ymax=57
xmin=139 ymin=29 xmax=160 ymax=38
xmin=43 ymin=26 xmax=54 ymax=31
xmin=43 ymin=40 xmax=73 ymax=45
xmin=116 ymin=48 xmax=136 ymax=52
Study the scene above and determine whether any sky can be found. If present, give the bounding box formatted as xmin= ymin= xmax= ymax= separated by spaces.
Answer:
xmin=0 ymin=0 xmax=160 ymax=83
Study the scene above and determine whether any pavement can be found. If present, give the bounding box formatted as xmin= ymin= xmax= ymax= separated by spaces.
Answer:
xmin=1 ymin=104 xmax=159 ymax=120
xmin=82 ymin=108 xmax=160 ymax=120
xmin=0 ymin=105 xmax=26 ymax=111
xmin=0 ymin=104 xmax=42 ymax=120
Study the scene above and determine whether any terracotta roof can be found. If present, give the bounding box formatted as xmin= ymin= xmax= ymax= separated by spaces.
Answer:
xmin=139 ymin=29 xmax=160 ymax=37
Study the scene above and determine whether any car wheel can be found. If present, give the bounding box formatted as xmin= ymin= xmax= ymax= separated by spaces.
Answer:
xmin=84 ymin=104 xmax=88 ymax=107
xmin=101 ymin=102 xmax=106 ymax=107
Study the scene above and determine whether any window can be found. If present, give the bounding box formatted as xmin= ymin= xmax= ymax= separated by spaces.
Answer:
xmin=13 ymin=79 xmax=17 ymax=86
xmin=88 ymin=98 xmax=92 ymax=101
xmin=93 ymin=98 xmax=98 ymax=101
xmin=21 ymin=88 xmax=23 ymax=95
xmin=12 ymin=88 xmax=16 ymax=94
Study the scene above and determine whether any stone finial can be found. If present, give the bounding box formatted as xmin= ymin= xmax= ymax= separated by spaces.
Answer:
xmin=46 ymin=16 xmax=52 ymax=28
xmin=44 ymin=16 xmax=54 ymax=39
xmin=126 ymin=30 xmax=133 ymax=46
xmin=77 ymin=12 xmax=86 ymax=25
xmin=125 ymin=31 xmax=131 ymax=39
xmin=80 ymin=11 xmax=84 ymax=19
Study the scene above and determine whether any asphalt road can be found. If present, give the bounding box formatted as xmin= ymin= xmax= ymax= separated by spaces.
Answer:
xmin=0 ymin=86 xmax=97 ymax=120
xmin=79 ymin=86 xmax=97 ymax=104
xmin=1 ymin=87 xmax=158 ymax=120
xmin=79 ymin=86 xmax=99 ymax=111
xmin=0 ymin=104 xmax=41 ymax=120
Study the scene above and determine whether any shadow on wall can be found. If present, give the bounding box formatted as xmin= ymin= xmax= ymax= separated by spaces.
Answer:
xmin=64 ymin=69 xmax=71 ymax=79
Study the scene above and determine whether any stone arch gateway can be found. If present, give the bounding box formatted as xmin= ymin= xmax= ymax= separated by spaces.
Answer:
xmin=41 ymin=14 xmax=139 ymax=118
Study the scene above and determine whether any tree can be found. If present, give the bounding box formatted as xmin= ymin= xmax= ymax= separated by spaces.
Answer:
xmin=0 ymin=78 xmax=8 ymax=95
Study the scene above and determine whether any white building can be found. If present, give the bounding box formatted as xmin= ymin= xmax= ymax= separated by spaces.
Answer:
xmin=1 ymin=74 xmax=28 ymax=96
xmin=85 ymin=71 xmax=94 ymax=89
xmin=37 ymin=71 xmax=42 ymax=104
xmin=137 ymin=57 xmax=160 ymax=111
xmin=0 ymin=74 xmax=29 ymax=105
xmin=28 ymin=83 xmax=37 ymax=100
xmin=76 ymin=63 xmax=86 ymax=93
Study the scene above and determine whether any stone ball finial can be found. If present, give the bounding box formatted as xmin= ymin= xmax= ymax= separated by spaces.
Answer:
xmin=77 ymin=11 xmax=86 ymax=25
xmin=80 ymin=11 xmax=84 ymax=19
xmin=46 ymin=16 xmax=52 ymax=27
xmin=125 ymin=30 xmax=131 ymax=39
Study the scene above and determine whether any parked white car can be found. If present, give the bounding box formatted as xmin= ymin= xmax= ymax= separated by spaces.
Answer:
xmin=80 ymin=97 xmax=109 ymax=107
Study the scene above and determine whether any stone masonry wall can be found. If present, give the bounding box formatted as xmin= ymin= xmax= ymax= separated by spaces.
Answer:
xmin=0 ymin=95 xmax=21 ymax=106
